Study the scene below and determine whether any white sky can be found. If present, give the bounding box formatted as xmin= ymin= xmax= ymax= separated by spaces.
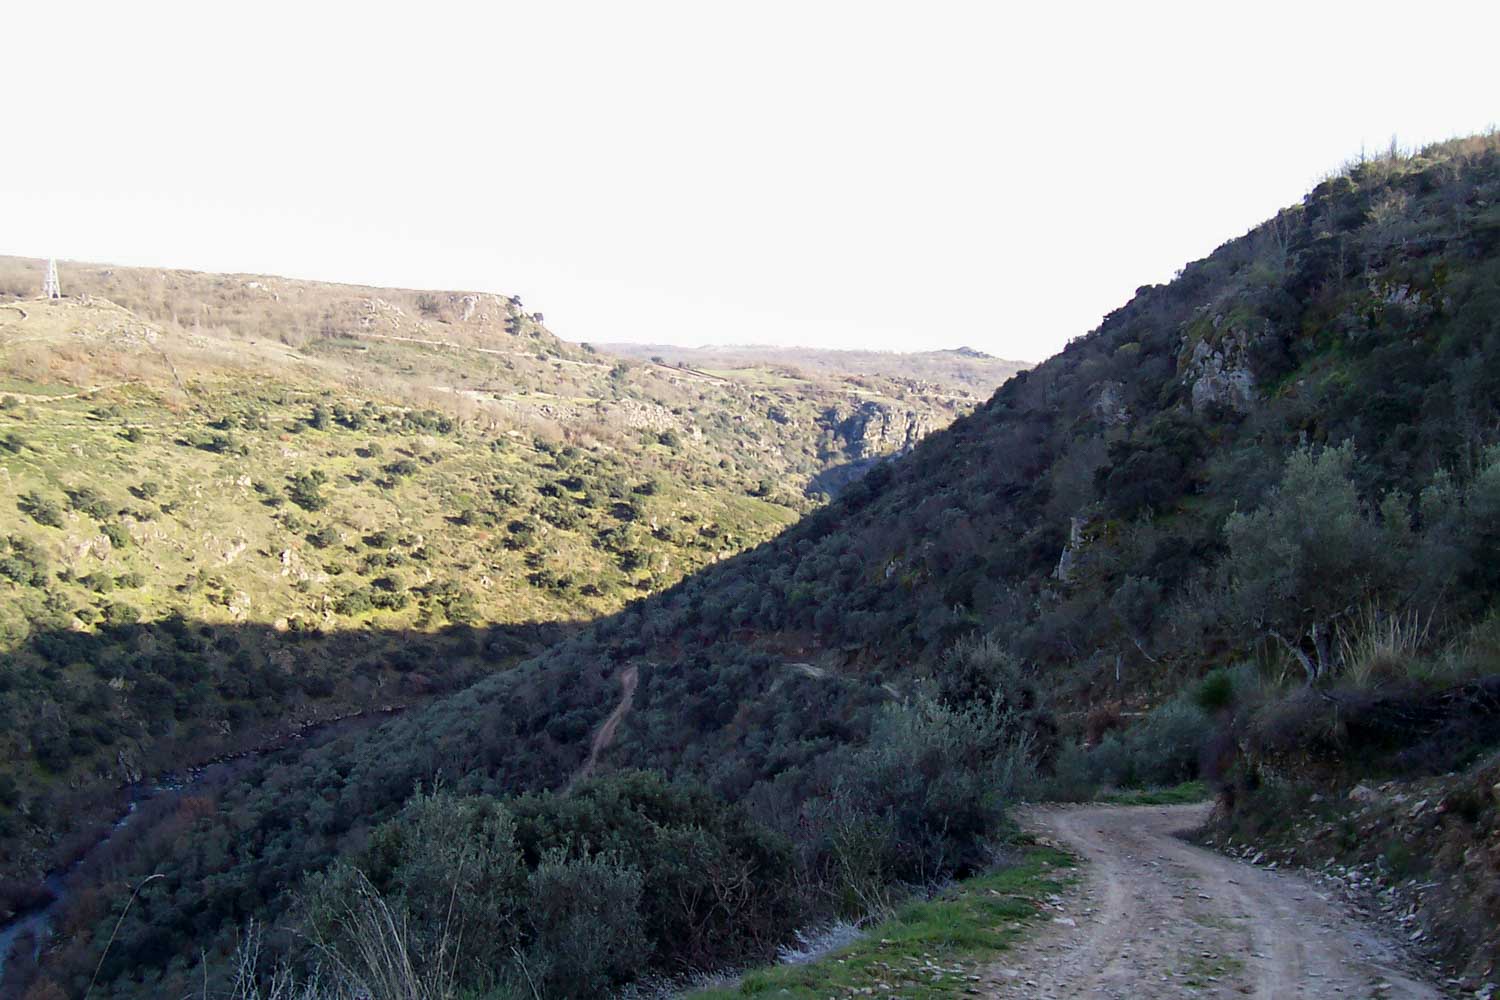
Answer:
xmin=2 ymin=2 xmax=1495 ymax=363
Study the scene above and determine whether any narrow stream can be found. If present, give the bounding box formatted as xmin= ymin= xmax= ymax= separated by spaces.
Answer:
xmin=0 ymin=708 xmax=401 ymax=981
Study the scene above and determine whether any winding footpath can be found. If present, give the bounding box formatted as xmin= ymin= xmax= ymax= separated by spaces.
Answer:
xmin=985 ymin=803 xmax=1445 ymax=999
xmin=571 ymin=665 xmax=638 ymax=787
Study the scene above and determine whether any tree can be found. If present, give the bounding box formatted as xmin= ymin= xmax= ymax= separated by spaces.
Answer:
xmin=1224 ymin=441 xmax=1396 ymax=681
xmin=18 ymin=492 xmax=65 ymax=528
xmin=287 ymin=470 xmax=328 ymax=512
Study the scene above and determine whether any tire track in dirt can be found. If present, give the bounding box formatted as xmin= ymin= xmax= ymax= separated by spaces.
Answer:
xmin=985 ymin=802 xmax=1444 ymax=998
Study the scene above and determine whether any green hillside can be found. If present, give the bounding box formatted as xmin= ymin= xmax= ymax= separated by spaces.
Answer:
xmin=13 ymin=132 xmax=1500 ymax=997
xmin=0 ymin=265 xmax=1004 ymax=909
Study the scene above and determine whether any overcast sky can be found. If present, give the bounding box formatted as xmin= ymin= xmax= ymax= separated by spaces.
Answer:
xmin=3 ymin=2 xmax=1495 ymax=362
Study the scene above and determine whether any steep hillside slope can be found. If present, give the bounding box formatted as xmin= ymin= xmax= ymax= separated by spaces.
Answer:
xmin=22 ymin=133 xmax=1500 ymax=997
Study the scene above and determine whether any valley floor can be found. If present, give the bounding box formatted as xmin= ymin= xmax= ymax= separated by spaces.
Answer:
xmin=994 ymin=803 xmax=1445 ymax=999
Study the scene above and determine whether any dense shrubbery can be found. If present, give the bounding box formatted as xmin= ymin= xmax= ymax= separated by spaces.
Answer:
xmin=274 ymin=705 xmax=1028 ymax=998
xmin=296 ymin=773 xmax=799 ymax=998
xmin=1048 ymin=697 xmax=1214 ymax=797
xmin=803 ymin=692 xmax=1035 ymax=907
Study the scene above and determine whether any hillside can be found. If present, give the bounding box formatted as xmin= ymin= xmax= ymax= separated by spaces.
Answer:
xmin=0 ymin=263 xmax=1009 ymax=895
xmin=12 ymin=133 xmax=1500 ymax=998
xmin=0 ymin=257 xmax=1004 ymax=501
xmin=595 ymin=342 xmax=1028 ymax=397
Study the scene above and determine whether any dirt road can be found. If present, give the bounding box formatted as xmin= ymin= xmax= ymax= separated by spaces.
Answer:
xmin=985 ymin=802 xmax=1444 ymax=999
xmin=572 ymin=665 xmax=638 ymax=786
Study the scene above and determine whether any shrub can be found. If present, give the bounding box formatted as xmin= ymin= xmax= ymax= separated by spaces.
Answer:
xmin=306 ymin=525 xmax=341 ymax=549
xmin=935 ymin=634 xmax=1023 ymax=708
xmin=1195 ymin=668 xmax=1237 ymax=713
xmin=1044 ymin=741 xmax=1097 ymax=801
xmin=383 ymin=459 xmax=420 ymax=479
xmin=363 ymin=791 xmax=525 ymax=977
xmin=66 ymin=487 xmax=114 ymax=520
xmin=505 ymin=519 xmax=536 ymax=549
xmin=822 ymin=693 xmax=1034 ymax=886
xmin=101 ymin=602 xmax=141 ymax=628
xmin=370 ymin=590 xmax=409 ymax=611
xmin=334 ymin=590 xmax=372 ymax=616
xmin=288 ymin=470 xmax=328 ymax=512
xmin=0 ymin=536 xmax=48 ymax=587
xmin=102 ymin=523 xmax=131 ymax=550
xmin=303 ymin=780 xmax=787 ymax=998
xmin=18 ymin=492 xmax=65 ymax=528
xmin=1080 ymin=697 xmax=1212 ymax=789
xmin=522 ymin=850 xmax=646 ymax=998
xmin=510 ymin=771 xmax=800 ymax=972
xmin=1124 ymin=699 xmax=1212 ymax=785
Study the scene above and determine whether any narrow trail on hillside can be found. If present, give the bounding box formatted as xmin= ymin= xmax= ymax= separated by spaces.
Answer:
xmin=572 ymin=666 xmax=638 ymax=786
xmin=0 ymin=380 xmax=138 ymax=403
xmin=985 ymin=803 xmax=1444 ymax=999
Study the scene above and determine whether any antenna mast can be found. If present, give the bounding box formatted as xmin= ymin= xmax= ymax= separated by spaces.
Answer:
xmin=41 ymin=258 xmax=61 ymax=299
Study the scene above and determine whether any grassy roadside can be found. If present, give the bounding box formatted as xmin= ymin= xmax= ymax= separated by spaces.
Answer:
xmin=1096 ymin=780 xmax=1210 ymax=806
xmin=688 ymin=844 xmax=1076 ymax=999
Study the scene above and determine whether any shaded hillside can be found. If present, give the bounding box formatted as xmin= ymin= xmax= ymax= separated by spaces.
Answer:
xmin=30 ymin=133 xmax=1500 ymax=996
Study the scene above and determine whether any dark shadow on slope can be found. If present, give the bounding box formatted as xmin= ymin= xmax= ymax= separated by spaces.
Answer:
xmin=804 ymin=455 xmax=883 ymax=498
xmin=0 ymin=617 xmax=574 ymax=878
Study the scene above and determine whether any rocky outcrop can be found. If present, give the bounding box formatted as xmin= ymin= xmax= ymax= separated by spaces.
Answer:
xmin=1092 ymin=380 xmax=1130 ymax=426
xmin=1181 ymin=320 xmax=1263 ymax=414
xmin=1054 ymin=515 xmax=1088 ymax=583
xmin=820 ymin=401 xmax=936 ymax=462
xmin=805 ymin=401 xmax=945 ymax=497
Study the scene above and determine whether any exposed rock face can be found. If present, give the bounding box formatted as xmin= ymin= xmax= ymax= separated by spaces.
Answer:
xmin=1054 ymin=515 xmax=1088 ymax=582
xmin=614 ymin=398 xmax=678 ymax=433
xmin=116 ymin=749 xmax=143 ymax=785
xmin=1182 ymin=325 xmax=1260 ymax=413
xmin=806 ymin=401 xmax=939 ymax=497
xmin=821 ymin=401 xmax=936 ymax=462
xmin=1092 ymin=380 xmax=1130 ymax=426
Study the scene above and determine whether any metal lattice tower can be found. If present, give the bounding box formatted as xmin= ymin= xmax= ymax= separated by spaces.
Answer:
xmin=41 ymin=258 xmax=61 ymax=299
